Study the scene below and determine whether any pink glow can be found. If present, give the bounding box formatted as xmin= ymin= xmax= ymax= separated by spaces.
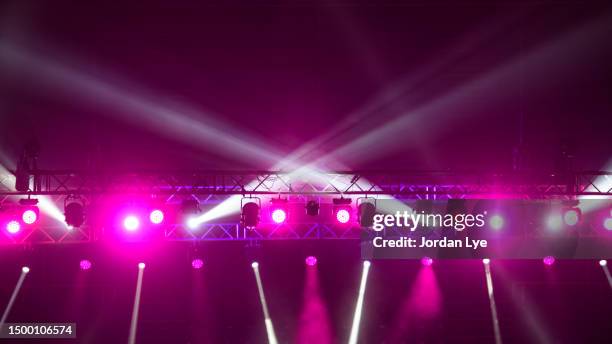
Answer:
xmin=80 ymin=259 xmax=92 ymax=270
xmin=604 ymin=218 xmax=612 ymax=230
xmin=123 ymin=215 xmax=140 ymax=231
xmin=192 ymin=258 xmax=204 ymax=269
xmin=271 ymin=208 xmax=287 ymax=224
xmin=543 ymin=256 xmax=555 ymax=266
xmin=22 ymin=209 xmax=38 ymax=224
xmin=149 ymin=209 xmax=164 ymax=224
xmin=336 ymin=209 xmax=350 ymax=224
xmin=388 ymin=265 xmax=442 ymax=342
xmin=421 ymin=256 xmax=433 ymax=266
xmin=297 ymin=264 xmax=333 ymax=344
xmin=6 ymin=220 xmax=21 ymax=234
xmin=305 ymin=256 xmax=317 ymax=266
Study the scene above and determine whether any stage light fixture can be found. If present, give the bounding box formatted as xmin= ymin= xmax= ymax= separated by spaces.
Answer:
xmin=22 ymin=266 xmax=30 ymax=274
xmin=149 ymin=209 xmax=164 ymax=224
xmin=562 ymin=207 xmax=580 ymax=226
xmin=251 ymin=261 xmax=259 ymax=269
xmin=543 ymin=256 xmax=555 ymax=266
xmin=242 ymin=199 xmax=261 ymax=228
xmin=305 ymin=200 xmax=320 ymax=216
xmin=138 ymin=262 xmax=146 ymax=269
xmin=333 ymin=198 xmax=352 ymax=224
xmin=605 ymin=218 xmax=612 ymax=231
xmin=64 ymin=200 xmax=85 ymax=228
xmin=482 ymin=258 xmax=491 ymax=265
xmin=6 ymin=220 xmax=21 ymax=234
xmin=421 ymin=256 xmax=433 ymax=266
xmin=270 ymin=199 xmax=288 ymax=224
xmin=336 ymin=209 xmax=350 ymax=224
xmin=123 ymin=215 xmax=140 ymax=232
xmin=14 ymin=159 xmax=30 ymax=192
xmin=358 ymin=201 xmax=376 ymax=227
xmin=80 ymin=259 xmax=92 ymax=270
xmin=600 ymin=260 xmax=607 ymax=267
xmin=305 ymin=256 xmax=317 ymax=266
xmin=271 ymin=209 xmax=286 ymax=224
xmin=21 ymin=208 xmax=38 ymax=224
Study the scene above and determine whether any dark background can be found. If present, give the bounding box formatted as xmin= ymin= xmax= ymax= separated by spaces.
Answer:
xmin=1 ymin=1 xmax=611 ymax=343
xmin=0 ymin=242 xmax=610 ymax=343
xmin=1 ymin=1 xmax=611 ymax=171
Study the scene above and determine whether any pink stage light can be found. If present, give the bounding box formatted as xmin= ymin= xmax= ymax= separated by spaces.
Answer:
xmin=149 ymin=209 xmax=164 ymax=224
xmin=336 ymin=209 xmax=351 ymax=224
xmin=563 ymin=208 xmax=580 ymax=226
xmin=192 ymin=258 xmax=204 ymax=269
xmin=22 ymin=209 xmax=38 ymax=224
xmin=271 ymin=208 xmax=287 ymax=224
xmin=421 ymin=256 xmax=433 ymax=266
xmin=604 ymin=218 xmax=612 ymax=231
xmin=305 ymin=256 xmax=317 ymax=266
xmin=80 ymin=259 xmax=92 ymax=270
xmin=543 ymin=256 xmax=555 ymax=266
xmin=6 ymin=220 xmax=21 ymax=234
xmin=123 ymin=215 xmax=140 ymax=231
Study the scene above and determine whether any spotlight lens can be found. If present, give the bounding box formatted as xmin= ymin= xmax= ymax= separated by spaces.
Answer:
xmin=363 ymin=260 xmax=371 ymax=268
xmin=543 ymin=256 xmax=555 ymax=266
xmin=187 ymin=217 xmax=199 ymax=230
xmin=22 ymin=266 xmax=30 ymax=273
xmin=600 ymin=260 xmax=607 ymax=267
xmin=6 ymin=220 xmax=21 ymax=234
xmin=123 ymin=215 xmax=140 ymax=231
xmin=251 ymin=262 xmax=259 ymax=269
xmin=138 ymin=262 xmax=146 ymax=269
xmin=149 ymin=209 xmax=164 ymax=224
xmin=271 ymin=209 xmax=287 ymax=224
xmin=336 ymin=209 xmax=351 ymax=224
xmin=80 ymin=259 xmax=92 ymax=270
xmin=482 ymin=258 xmax=491 ymax=265
xmin=22 ymin=209 xmax=38 ymax=224
xmin=489 ymin=215 xmax=504 ymax=230
xmin=421 ymin=256 xmax=433 ymax=266
xmin=191 ymin=258 xmax=204 ymax=269
xmin=563 ymin=209 xmax=579 ymax=226
xmin=604 ymin=218 xmax=612 ymax=231
xmin=305 ymin=256 xmax=317 ymax=266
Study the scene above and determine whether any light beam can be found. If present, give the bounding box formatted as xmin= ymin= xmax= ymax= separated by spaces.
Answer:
xmin=252 ymin=262 xmax=278 ymax=344
xmin=348 ymin=260 xmax=371 ymax=344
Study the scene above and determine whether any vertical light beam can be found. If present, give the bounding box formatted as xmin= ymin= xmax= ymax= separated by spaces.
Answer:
xmin=483 ymin=261 xmax=502 ymax=344
xmin=348 ymin=260 xmax=371 ymax=344
xmin=297 ymin=262 xmax=333 ymax=344
xmin=599 ymin=260 xmax=612 ymax=290
xmin=252 ymin=263 xmax=278 ymax=344
xmin=128 ymin=263 xmax=145 ymax=344
xmin=0 ymin=267 xmax=30 ymax=328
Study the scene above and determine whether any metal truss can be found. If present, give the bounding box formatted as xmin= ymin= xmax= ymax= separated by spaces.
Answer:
xmin=0 ymin=170 xmax=610 ymax=245
xmin=1 ymin=170 xmax=610 ymax=198
xmin=164 ymin=223 xmax=360 ymax=241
